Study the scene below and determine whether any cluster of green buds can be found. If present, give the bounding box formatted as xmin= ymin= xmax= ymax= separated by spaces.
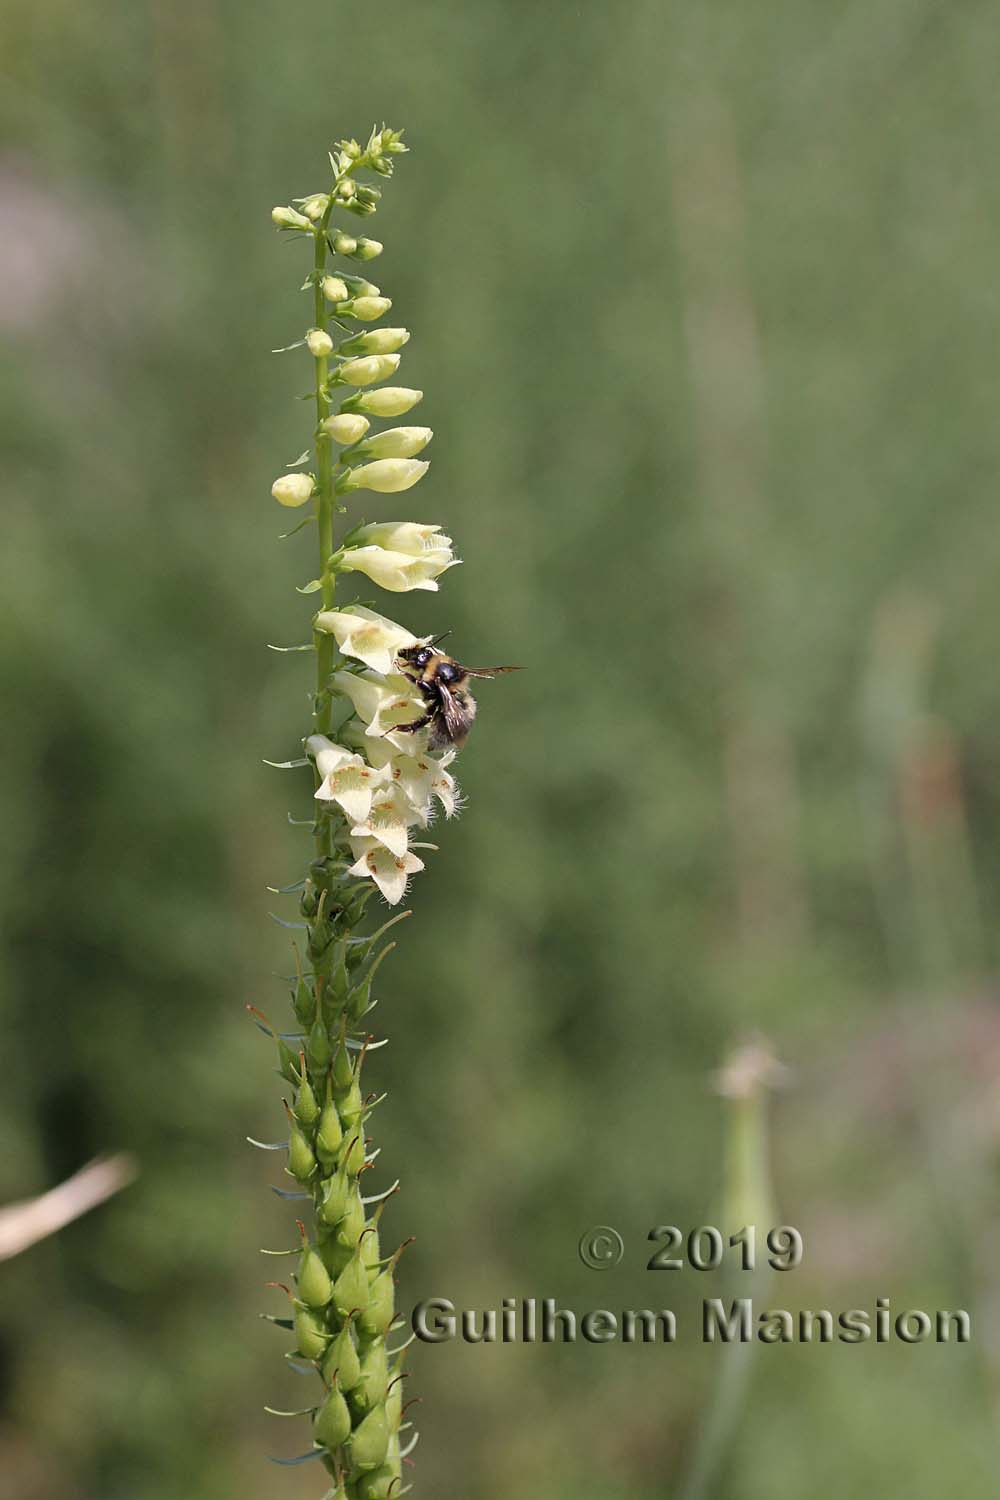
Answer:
xmin=258 ymin=125 xmax=457 ymax=1497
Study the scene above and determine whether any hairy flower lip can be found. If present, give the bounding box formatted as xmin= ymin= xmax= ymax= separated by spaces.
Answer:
xmin=347 ymin=836 xmax=424 ymax=905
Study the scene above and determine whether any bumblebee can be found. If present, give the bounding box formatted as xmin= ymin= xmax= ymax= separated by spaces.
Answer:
xmin=396 ymin=638 xmax=519 ymax=750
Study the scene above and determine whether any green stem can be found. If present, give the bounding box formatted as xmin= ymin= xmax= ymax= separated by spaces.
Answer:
xmin=312 ymin=210 xmax=338 ymax=862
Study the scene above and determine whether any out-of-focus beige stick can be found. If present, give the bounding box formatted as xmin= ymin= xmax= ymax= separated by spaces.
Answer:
xmin=0 ymin=1153 xmax=137 ymax=1260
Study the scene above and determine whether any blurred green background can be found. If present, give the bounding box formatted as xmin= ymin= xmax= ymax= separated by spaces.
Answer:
xmin=2 ymin=2 xmax=1000 ymax=1496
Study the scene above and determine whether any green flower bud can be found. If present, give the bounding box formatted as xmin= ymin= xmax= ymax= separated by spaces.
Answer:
xmin=332 ymin=231 xmax=358 ymax=256
xmin=385 ymin=1370 xmax=404 ymax=1431
xmin=356 ymin=1466 xmax=398 ymax=1500
xmin=293 ymin=1301 xmax=329 ymax=1360
xmin=271 ymin=472 xmax=315 ymax=507
xmin=361 ymin=1219 xmax=382 ymax=1274
xmin=287 ymin=1117 xmax=317 ymax=1182
xmin=354 ymin=237 xmax=384 ymax=261
xmin=307 ymin=1014 xmax=334 ymax=1074
xmin=335 ymin=354 xmax=401 ymax=387
xmin=332 ymin=1246 xmax=371 ymax=1320
xmin=339 ymin=1078 xmax=365 ymax=1130
xmin=349 ymin=1405 xmax=390 ymax=1472
xmin=276 ymin=1036 xmax=302 ymax=1086
xmin=316 ymin=1091 xmax=344 ymax=1167
xmin=321 ymin=275 xmax=349 ymax=303
xmin=341 ymin=296 xmax=392 ymax=322
xmin=339 ymin=1127 xmax=366 ymax=1177
xmin=334 ymin=1191 xmax=367 ymax=1250
xmin=298 ymin=1242 xmax=333 ymax=1308
xmin=345 ymin=386 xmax=423 ymax=418
xmin=318 ymin=1232 xmax=353 ymax=1277
xmin=353 ymin=1464 xmax=395 ymax=1500
xmin=337 ymin=328 xmax=410 ymax=358
xmin=331 ymin=1036 xmax=355 ymax=1098
xmin=306 ymin=327 xmax=335 ymax=358
xmin=318 ymin=1165 xmax=352 ymax=1227
xmin=322 ymin=1321 xmax=362 ymax=1391
xmin=299 ymin=879 xmax=319 ymax=919
xmin=351 ymin=1339 xmax=389 ymax=1415
xmin=272 ymin=205 xmax=311 ymax=229
xmin=301 ymin=193 xmax=331 ymax=221
xmin=294 ymin=1067 xmax=320 ymax=1128
xmin=314 ymin=1382 xmax=353 ymax=1450
xmin=293 ymin=975 xmax=316 ymax=1026
xmin=357 ymin=1266 xmax=395 ymax=1339
xmin=323 ymin=413 xmax=371 ymax=445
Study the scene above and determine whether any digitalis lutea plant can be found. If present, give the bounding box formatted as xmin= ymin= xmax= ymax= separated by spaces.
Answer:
xmin=259 ymin=126 xmax=456 ymax=1499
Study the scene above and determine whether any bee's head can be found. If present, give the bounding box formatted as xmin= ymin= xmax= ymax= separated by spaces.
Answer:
xmin=401 ymin=643 xmax=435 ymax=670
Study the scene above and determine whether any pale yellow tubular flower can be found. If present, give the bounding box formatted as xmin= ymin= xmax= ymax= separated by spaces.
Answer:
xmin=313 ymin=606 xmax=421 ymax=676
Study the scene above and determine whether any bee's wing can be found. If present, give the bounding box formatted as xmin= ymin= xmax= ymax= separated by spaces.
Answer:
xmin=462 ymin=664 xmax=522 ymax=678
xmin=438 ymin=684 xmax=470 ymax=740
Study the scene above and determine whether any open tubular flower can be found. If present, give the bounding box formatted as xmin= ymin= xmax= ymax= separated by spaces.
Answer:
xmin=347 ymin=837 xmax=424 ymax=905
xmin=307 ymin=734 xmax=388 ymax=823
xmin=337 ymin=542 xmax=456 ymax=592
xmin=331 ymin=667 xmax=425 ymax=735
xmin=314 ymin=605 xmax=421 ymax=675
xmin=259 ymin=126 xmax=489 ymax=1494
xmin=349 ymin=519 xmax=452 ymax=555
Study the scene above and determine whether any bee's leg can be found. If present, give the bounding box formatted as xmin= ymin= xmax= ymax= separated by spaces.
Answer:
xmin=396 ymin=713 xmax=431 ymax=734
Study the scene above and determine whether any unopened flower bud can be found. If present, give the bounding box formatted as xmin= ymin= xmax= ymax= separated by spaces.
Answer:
xmin=301 ymin=193 xmax=330 ymax=221
xmin=342 ymin=296 xmax=392 ymax=322
xmin=343 ymin=459 xmax=429 ymax=495
xmin=298 ymin=1241 xmax=333 ymax=1308
xmin=354 ymin=238 xmax=383 ymax=261
xmin=338 ymin=327 xmax=409 ymax=357
xmin=336 ymin=353 xmax=401 ymax=387
xmin=360 ymin=426 xmax=432 ymax=460
xmin=322 ymin=1321 xmax=362 ymax=1391
xmin=357 ymin=1265 xmax=396 ymax=1340
xmin=352 ymin=1340 xmax=390 ymax=1414
xmin=271 ymin=205 xmax=310 ymax=229
xmin=306 ymin=327 xmax=334 ymax=357
xmin=271 ymin=471 xmax=315 ymax=507
xmin=293 ymin=1301 xmax=329 ymax=1360
xmin=322 ymin=412 xmax=370 ymax=444
xmin=348 ymin=386 xmax=424 ymax=418
xmin=332 ymin=1246 xmax=371 ymax=1320
xmin=336 ymin=177 xmax=357 ymax=202
xmin=349 ymin=1404 xmax=391 ymax=1471
xmin=314 ymin=1383 xmax=353 ymax=1450
xmin=315 ymin=1093 xmax=344 ymax=1167
xmin=332 ymin=231 xmax=358 ymax=256
xmin=321 ymin=275 xmax=349 ymax=303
